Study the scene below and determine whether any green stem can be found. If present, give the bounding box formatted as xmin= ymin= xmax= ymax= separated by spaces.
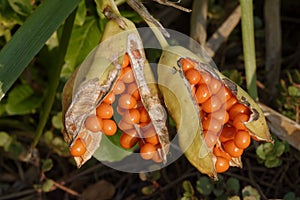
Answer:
xmin=31 ymin=9 xmax=77 ymax=148
xmin=240 ymin=0 xmax=258 ymax=100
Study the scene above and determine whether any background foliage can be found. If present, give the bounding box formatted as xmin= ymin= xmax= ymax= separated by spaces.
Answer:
xmin=0 ymin=0 xmax=300 ymax=199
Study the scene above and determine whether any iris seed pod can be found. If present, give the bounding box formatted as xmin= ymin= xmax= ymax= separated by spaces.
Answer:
xmin=158 ymin=45 xmax=272 ymax=178
xmin=62 ymin=8 xmax=169 ymax=167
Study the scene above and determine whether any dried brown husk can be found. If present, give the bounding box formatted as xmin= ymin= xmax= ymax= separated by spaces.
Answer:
xmin=158 ymin=46 xmax=272 ymax=179
xmin=62 ymin=15 xmax=169 ymax=167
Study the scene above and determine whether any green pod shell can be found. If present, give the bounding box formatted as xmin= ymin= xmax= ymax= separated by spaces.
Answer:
xmin=62 ymin=17 xmax=169 ymax=167
xmin=158 ymin=45 xmax=272 ymax=178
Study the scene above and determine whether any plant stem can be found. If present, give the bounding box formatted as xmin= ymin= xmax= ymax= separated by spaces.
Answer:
xmin=32 ymin=9 xmax=77 ymax=148
xmin=240 ymin=0 xmax=258 ymax=100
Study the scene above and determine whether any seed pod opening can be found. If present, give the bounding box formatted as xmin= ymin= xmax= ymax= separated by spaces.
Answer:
xmin=158 ymin=45 xmax=272 ymax=178
xmin=62 ymin=16 xmax=170 ymax=168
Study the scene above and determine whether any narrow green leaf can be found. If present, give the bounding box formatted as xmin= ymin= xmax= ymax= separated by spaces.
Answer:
xmin=0 ymin=0 xmax=81 ymax=100
xmin=240 ymin=0 xmax=258 ymax=100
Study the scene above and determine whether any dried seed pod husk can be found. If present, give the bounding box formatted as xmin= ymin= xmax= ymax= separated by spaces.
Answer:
xmin=158 ymin=45 xmax=272 ymax=179
xmin=62 ymin=13 xmax=169 ymax=167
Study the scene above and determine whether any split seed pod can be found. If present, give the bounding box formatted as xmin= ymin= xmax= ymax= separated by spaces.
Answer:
xmin=158 ymin=45 xmax=272 ymax=178
xmin=62 ymin=9 xmax=169 ymax=167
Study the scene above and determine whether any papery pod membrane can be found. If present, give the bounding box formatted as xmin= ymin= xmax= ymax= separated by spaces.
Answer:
xmin=62 ymin=13 xmax=169 ymax=167
xmin=158 ymin=45 xmax=272 ymax=178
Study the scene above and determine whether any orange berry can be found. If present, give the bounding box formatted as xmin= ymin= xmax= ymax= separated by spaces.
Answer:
xmin=152 ymin=151 xmax=163 ymax=163
xmin=102 ymin=119 xmax=117 ymax=136
xmin=118 ymin=93 xmax=137 ymax=109
xmin=122 ymin=54 xmax=130 ymax=68
xmin=232 ymin=114 xmax=249 ymax=130
xmin=120 ymin=132 xmax=139 ymax=149
xmin=139 ymin=107 xmax=151 ymax=123
xmin=123 ymin=108 xmax=140 ymax=124
xmin=208 ymin=78 xmax=222 ymax=94
xmin=113 ymin=81 xmax=126 ymax=95
xmin=219 ymin=126 xmax=236 ymax=143
xmin=203 ymin=130 xmax=218 ymax=149
xmin=213 ymin=146 xmax=232 ymax=161
xmin=216 ymin=86 xmax=232 ymax=103
xmin=215 ymin=156 xmax=230 ymax=173
xmin=223 ymin=140 xmax=243 ymax=157
xmin=117 ymin=106 xmax=126 ymax=115
xmin=118 ymin=119 xmax=134 ymax=131
xmin=140 ymin=143 xmax=156 ymax=160
xmin=126 ymin=82 xmax=140 ymax=100
xmin=180 ymin=58 xmax=195 ymax=72
xmin=234 ymin=130 xmax=251 ymax=149
xmin=185 ymin=69 xmax=201 ymax=85
xmin=202 ymin=96 xmax=222 ymax=113
xmin=96 ymin=103 xmax=114 ymax=119
xmin=195 ymin=84 xmax=211 ymax=104
xmin=208 ymin=109 xmax=229 ymax=124
xmin=229 ymin=103 xmax=250 ymax=120
xmin=145 ymin=134 xmax=159 ymax=145
xmin=103 ymin=92 xmax=115 ymax=104
xmin=84 ymin=115 xmax=103 ymax=132
xmin=70 ymin=138 xmax=87 ymax=157
xmin=121 ymin=67 xmax=135 ymax=83
xmin=202 ymin=118 xmax=222 ymax=133
xmin=224 ymin=97 xmax=238 ymax=110
xmin=199 ymin=72 xmax=211 ymax=84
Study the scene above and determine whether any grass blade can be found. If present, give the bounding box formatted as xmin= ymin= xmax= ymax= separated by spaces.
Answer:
xmin=0 ymin=0 xmax=81 ymax=100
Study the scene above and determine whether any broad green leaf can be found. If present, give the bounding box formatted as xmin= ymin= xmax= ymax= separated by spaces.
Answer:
xmin=226 ymin=177 xmax=240 ymax=194
xmin=5 ymin=84 xmax=43 ymax=115
xmin=182 ymin=180 xmax=194 ymax=195
xmin=42 ymin=158 xmax=53 ymax=172
xmin=275 ymin=142 xmax=285 ymax=156
xmin=8 ymin=0 xmax=32 ymax=16
xmin=51 ymin=112 xmax=63 ymax=130
xmin=75 ymin=0 xmax=86 ymax=26
xmin=288 ymin=86 xmax=300 ymax=97
xmin=265 ymin=158 xmax=281 ymax=168
xmin=42 ymin=179 xmax=54 ymax=192
xmin=61 ymin=16 xmax=102 ymax=78
xmin=44 ymin=131 xmax=53 ymax=144
xmin=242 ymin=185 xmax=260 ymax=200
xmin=93 ymin=134 xmax=132 ymax=162
xmin=0 ymin=131 xmax=12 ymax=147
xmin=0 ymin=0 xmax=81 ymax=99
xmin=0 ymin=0 xmax=23 ymax=26
xmin=196 ymin=177 xmax=214 ymax=196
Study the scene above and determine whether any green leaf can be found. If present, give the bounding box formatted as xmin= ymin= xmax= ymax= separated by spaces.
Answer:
xmin=44 ymin=131 xmax=53 ymax=144
xmin=182 ymin=180 xmax=194 ymax=195
xmin=265 ymin=158 xmax=281 ymax=168
xmin=0 ymin=0 xmax=23 ymax=26
xmin=42 ymin=158 xmax=53 ymax=172
xmin=61 ymin=16 xmax=101 ymax=78
xmin=93 ymin=134 xmax=132 ymax=162
xmin=242 ymin=185 xmax=260 ymax=200
xmin=213 ymin=188 xmax=224 ymax=197
xmin=0 ymin=131 xmax=12 ymax=147
xmin=226 ymin=177 xmax=240 ymax=194
xmin=141 ymin=185 xmax=156 ymax=195
xmin=288 ymin=86 xmax=300 ymax=97
xmin=5 ymin=84 xmax=43 ymax=115
xmin=0 ymin=0 xmax=81 ymax=99
xmin=275 ymin=142 xmax=285 ymax=156
xmin=42 ymin=179 xmax=54 ymax=192
xmin=196 ymin=177 xmax=214 ymax=196
xmin=8 ymin=0 xmax=32 ymax=16
xmin=51 ymin=112 xmax=63 ymax=130
xmin=75 ymin=0 xmax=86 ymax=26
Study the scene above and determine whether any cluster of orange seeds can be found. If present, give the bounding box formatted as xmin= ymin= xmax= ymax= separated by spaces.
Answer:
xmin=180 ymin=58 xmax=253 ymax=173
xmin=70 ymin=54 xmax=162 ymax=163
